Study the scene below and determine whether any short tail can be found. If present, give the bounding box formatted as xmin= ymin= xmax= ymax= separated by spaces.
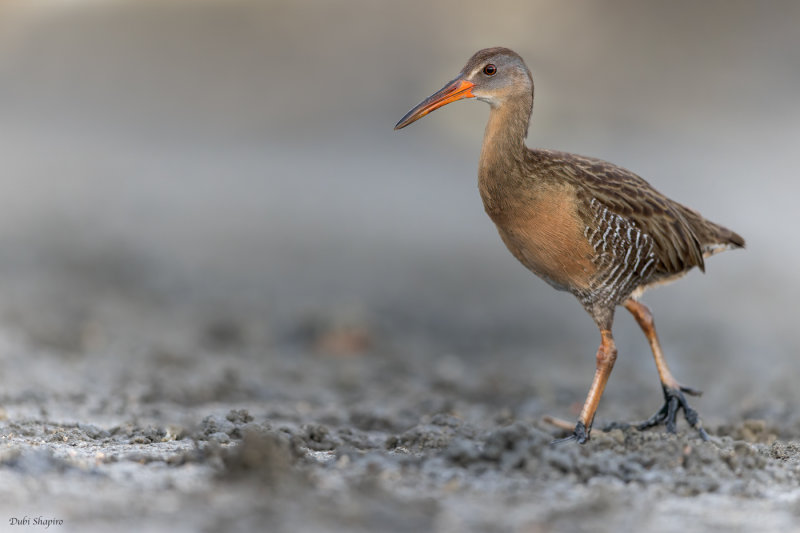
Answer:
xmin=701 ymin=223 xmax=744 ymax=257
xmin=678 ymin=204 xmax=745 ymax=258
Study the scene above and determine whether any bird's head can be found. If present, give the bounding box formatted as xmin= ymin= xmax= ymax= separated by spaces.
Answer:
xmin=394 ymin=47 xmax=533 ymax=130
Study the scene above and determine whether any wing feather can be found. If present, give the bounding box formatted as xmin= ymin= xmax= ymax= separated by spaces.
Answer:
xmin=536 ymin=150 xmax=706 ymax=277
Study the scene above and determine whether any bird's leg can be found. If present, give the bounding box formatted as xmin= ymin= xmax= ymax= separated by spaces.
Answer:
xmin=554 ymin=329 xmax=617 ymax=444
xmin=623 ymin=299 xmax=708 ymax=440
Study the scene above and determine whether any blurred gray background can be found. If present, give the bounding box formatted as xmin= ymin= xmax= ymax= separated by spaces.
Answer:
xmin=0 ymin=0 xmax=797 ymax=422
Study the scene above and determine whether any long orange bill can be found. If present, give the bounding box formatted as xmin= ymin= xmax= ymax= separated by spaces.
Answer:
xmin=394 ymin=79 xmax=475 ymax=130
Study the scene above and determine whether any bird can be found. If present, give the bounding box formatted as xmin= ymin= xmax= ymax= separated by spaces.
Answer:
xmin=394 ymin=47 xmax=744 ymax=444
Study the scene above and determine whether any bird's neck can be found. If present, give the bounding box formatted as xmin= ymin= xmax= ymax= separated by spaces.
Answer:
xmin=478 ymin=95 xmax=532 ymax=194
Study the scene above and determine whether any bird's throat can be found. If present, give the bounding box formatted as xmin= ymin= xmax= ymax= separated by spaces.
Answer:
xmin=479 ymin=98 xmax=531 ymax=174
xmin=478 ymin=97 xmax=533 ymax=207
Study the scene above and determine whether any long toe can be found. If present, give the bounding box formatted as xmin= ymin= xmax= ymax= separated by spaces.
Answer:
xmin=673 ymin=391 xmax=709 ymax=441
xmin=637 ymin=403 xmax=668 ymax=430
xmin=665 ymin=395 xmax=680 ymax=433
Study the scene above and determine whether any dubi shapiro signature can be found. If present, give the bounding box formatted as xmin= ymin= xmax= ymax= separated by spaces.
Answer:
xmin=9 ymin=516 xmax=64 ymax=528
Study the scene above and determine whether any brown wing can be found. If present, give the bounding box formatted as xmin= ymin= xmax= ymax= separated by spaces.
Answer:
xmin=535 ymin=150 xmax=706 ymax=277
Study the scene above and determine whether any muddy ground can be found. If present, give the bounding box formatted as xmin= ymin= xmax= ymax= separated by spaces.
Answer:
xmin=1 ymin=2 xmax=799 ymax=532
xmin=0 ymin=239 xmax=798 ymax=533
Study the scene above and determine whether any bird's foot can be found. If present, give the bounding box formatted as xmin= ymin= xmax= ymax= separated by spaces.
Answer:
xmin=637 ymin=383 xmax=708 ymax=441
xmin=550 ymin=420 xmax=590 ymax=445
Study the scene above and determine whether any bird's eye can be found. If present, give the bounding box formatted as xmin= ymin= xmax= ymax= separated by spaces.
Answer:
xmin=483 ymin=64 xmax=497 ymax=76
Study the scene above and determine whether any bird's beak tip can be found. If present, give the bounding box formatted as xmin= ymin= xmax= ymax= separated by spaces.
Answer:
xmin=393 ymin=78 xmax=475 ymax=131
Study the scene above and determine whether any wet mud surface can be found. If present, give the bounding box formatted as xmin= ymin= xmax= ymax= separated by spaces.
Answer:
xmin=0 ymin=278 xmax=799 ymax=533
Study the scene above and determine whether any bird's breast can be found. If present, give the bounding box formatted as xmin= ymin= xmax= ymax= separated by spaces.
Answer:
xmin=479 ymin=184 xmax=597 ymax=293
